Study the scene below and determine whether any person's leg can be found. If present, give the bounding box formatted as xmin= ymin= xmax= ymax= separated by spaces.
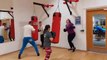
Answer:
xmin=0 ymin=36 xmax=4 ymax=43
xmin=68 ymin=34 xmax=73 ymax=50
xmin=8 ymin=31 xmax=12 ymax=41
xmin=44 ymin=47 xmax=52 ymax=60
xmin=41 ymin=34 xmax=44 ymax=47
xmin=18 ymin=37 xmax=28 ymax=59
xmin=69 ymin=33 xmax=76 ymax=52
xmin=29 ymin=38 xmax=40 ymax=56
xmin=40 ymin=34 xmax=44 ymax=47
xmin=40 ymin=34 xmax=42 ymax=47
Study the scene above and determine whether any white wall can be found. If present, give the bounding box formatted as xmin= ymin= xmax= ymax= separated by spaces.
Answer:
xmin=34 ymin=0 xmax=107 ymax=50
xmin=0 ymin=0 xmax=34 ymax=55
xmin=0 ymin=0 xmax=13 ymax=20
xmin=1 ymin=0 xmax=107 ymax=55
xmin=35 ymin=0 xmax=87 ymax=50
xmin=83 ymin=0 xmax=107 ymax=9
xmin=0 ymin=0 xmax=13 ymax=10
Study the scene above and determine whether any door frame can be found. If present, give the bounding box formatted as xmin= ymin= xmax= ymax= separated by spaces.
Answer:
xmin=86 ymin=9 xmax=107 ymax=52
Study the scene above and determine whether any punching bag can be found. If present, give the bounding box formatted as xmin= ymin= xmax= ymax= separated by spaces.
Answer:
xmin=10 ymin=19 xmax=15 ymax=40
xmin=31 ymin=16 xmax=38 ymax=41
xmin=51 ymin=12 xmax=61 ymax=43
xmin=72 ymin=0 xmax=79 ymax=2
xmin=67 ymin=0 xmax=79 ymax=2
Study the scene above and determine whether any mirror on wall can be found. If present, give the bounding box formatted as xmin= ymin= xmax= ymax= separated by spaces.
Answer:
xmin=93 ymin=14 xmax=106 ymax=47
xmin=0 ymin=0 xmax=15 ymax=43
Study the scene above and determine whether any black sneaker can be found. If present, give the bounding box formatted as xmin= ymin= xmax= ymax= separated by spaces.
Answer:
xmin=72 ymin=48 xmax=76 ymax=52
xmin=40 ymin=45 xmax=43 ymax=48
xmin=37 ymin=53 xmax=40 ymax=56
xmin=42 ymin=47 xmax=45 ymax=49
xmin=68 ymin=48 xmax=72 ymax=50
xmin=18 ymin=54 xmax=21 ymax=59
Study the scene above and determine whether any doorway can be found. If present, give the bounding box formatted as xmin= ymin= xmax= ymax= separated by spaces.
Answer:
xmin=87 ymin=9 xmax=107 ymax=53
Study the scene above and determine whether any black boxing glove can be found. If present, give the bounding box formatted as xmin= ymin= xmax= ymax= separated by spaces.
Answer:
xmin=38 ymin=29 xmax=41 ymax=32
xmin=51 ymin=31 xmax=56 ymax=38
xmin=63 ymin=29 xmax=67 ymax=32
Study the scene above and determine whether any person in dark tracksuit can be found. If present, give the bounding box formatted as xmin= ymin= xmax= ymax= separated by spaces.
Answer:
xmin=38 ymin=21 xmax=44 ymax=48
xmin=64 ymin=19 xmax=76 ymax=52
xmin=44 ymin=25 xmax=53 ymax=60
xmin=18 ymin=21 xmax=40 ymax=59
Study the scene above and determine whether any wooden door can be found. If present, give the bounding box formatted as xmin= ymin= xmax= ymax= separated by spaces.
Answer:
xmin=87 ymin=9 xmax=107 ymax=52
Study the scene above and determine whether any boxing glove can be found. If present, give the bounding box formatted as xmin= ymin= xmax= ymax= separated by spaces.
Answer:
xmin=63 ymin=29 xmax=67 ymax=32
xmin=51 ymin=32 xmax=56 ymax=38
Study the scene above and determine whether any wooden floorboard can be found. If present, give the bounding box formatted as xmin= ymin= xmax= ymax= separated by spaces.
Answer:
xmin=0 ymin=46 xmax=107 ymax=60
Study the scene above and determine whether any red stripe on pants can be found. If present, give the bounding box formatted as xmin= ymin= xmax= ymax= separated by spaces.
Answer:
xmin=45 ymin=47 xmax=52 ymax=60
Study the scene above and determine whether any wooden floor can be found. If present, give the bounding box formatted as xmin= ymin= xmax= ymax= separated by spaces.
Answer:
xmin=0 ymin=46 xmax=107 ymax=60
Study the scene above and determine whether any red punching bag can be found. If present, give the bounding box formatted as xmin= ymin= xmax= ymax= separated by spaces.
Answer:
xmin=10 ymin=19 xmax=15 ymax=40
xmin=72 ymin=0 xmax=79 ymax=2
xmin=67 ymin=0 xmax=79 ymax=2
xmin=52 ymin=12 xmax=61 ymax=43
xmin=31 ymin=16 xmax=38 ymax=41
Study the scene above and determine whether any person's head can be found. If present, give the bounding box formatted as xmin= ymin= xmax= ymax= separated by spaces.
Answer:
xmin=39 ymin=21 xmax=42 ymax=26
xmin=66 ymin=19 xmax=72 ymax=24
xmin=2 ymin=23 xmax=7 ymax=27
xmin=31 ymin=16 xmax=38 ymax=20
xmin=44 ymin=25 xmax=50 ymax=33
xmin=28 ymin=21 xmax=32 ymax=25
xmin=31 ymin=16 xmax=34 ymax=20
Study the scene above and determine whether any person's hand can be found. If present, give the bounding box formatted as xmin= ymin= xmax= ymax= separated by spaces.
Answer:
xmin=51 ymin=31 xmax=56 ymax=38
xmin=38 ymin=29 xmax=41 ymax=32
xmin=63 ymin=29 xmax=67 ymax=32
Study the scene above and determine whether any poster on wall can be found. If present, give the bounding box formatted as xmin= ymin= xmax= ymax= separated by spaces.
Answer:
xmin=75 ymin=16 xmax=81 ymax=25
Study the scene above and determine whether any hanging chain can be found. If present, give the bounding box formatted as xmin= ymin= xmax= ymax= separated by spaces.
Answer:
xmin=55 ymin=0 xmax=60 ymax=12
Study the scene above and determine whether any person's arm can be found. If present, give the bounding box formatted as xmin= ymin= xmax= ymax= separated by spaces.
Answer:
xmin=5 ymin=27 xmax=10 ymax=30
xmin=69 ymin=24 xmax=75 ymax=29
xmin=71 ymin=23 xmax=75 ymax=29
xmin=51 ymin=32 xmax=56 ymax=38
xmin=38 ymin=25 xmax=44 ymax=32
xmin=63 ymin=28 xmax=67 ymax=32
xmin=38 ymin=29 xmax=41 ymax=32
xmin=48 ymin=32 xmax=53 ymax=42
xmin=38 ymin=25 xmax=41 ymax=32
xmin=31 ymin=26 xmax=35 ymax=33
xmin=50 ymin=38 xmax=53 ymax=42
xmin=43 ymin=25 xmax=45 ymax=30
xmin=2 ymin=26 xmax=7 ymax=31
xmin=63 ymin=25 xmax=67 ymax=32
xmin=70 ymin=25 xmax=75 ymax=29
xmin=40 ymin=25 xmax=45 ymax=32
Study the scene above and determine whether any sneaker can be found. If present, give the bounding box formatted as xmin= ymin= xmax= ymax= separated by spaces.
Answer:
xmin=18 ymin=54 xmax=21 ymax=59
xmin=40 ymin=45 xmax=43 ymax=48
xmin=72 ymin=48 xmax=76 ymax=52
xmin=37 ymin=53 xmax=40 ymax=56
xmin=68 ymin=48 xmax=72 ymax=50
